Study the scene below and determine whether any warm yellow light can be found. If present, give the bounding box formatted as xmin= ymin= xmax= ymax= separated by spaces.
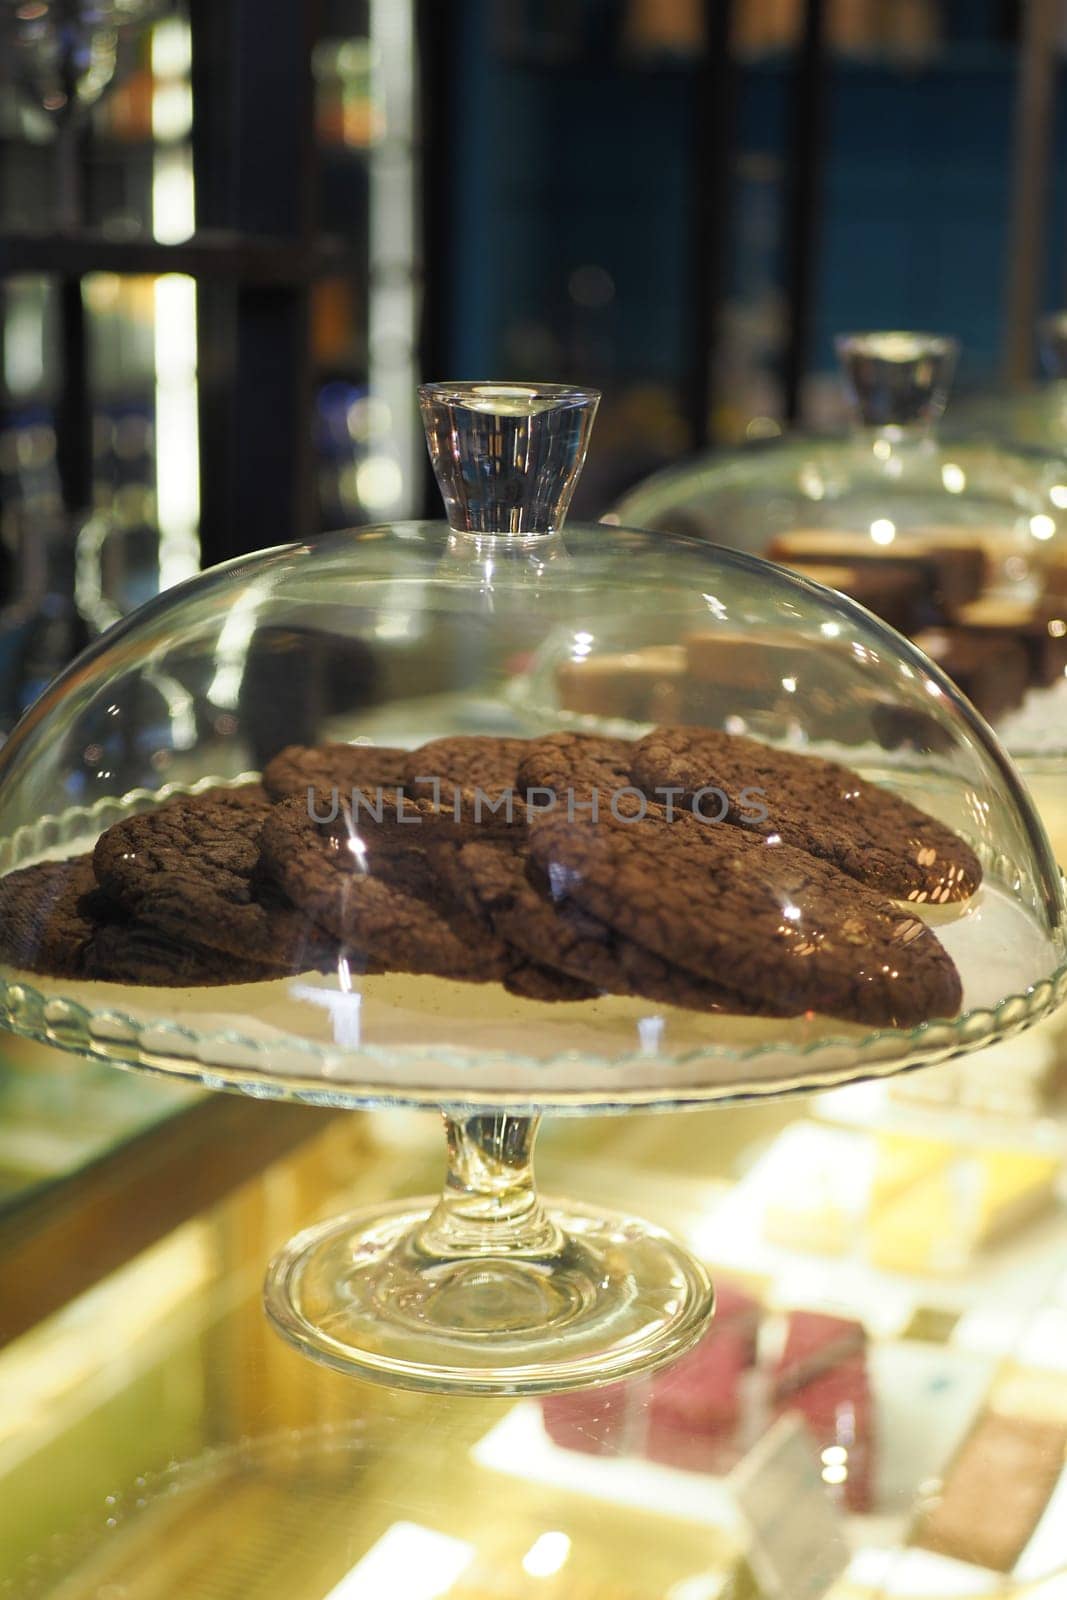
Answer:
xmin=521 ymin=1532 xmax=572 ymax=1579
xmin=153 ymin=274 xmax=200 ymax=590
xmin=324 ymin=1523 xmax=475 ymax=1600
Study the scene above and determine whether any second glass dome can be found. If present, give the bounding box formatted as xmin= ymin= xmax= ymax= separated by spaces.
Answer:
xmin=612 ymin=334 xmax=1067 ymax=769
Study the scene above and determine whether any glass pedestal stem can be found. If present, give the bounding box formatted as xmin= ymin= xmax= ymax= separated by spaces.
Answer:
xmin=418 ymin=1113 xmax=560 ymax=1259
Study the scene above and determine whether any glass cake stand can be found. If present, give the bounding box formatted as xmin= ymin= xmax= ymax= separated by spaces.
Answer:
xmin=0 ymin=382 xmax=1064 ymax=1396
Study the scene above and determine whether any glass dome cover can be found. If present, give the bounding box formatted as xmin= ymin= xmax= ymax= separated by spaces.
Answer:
xmin=613 ymin=333 xmax=1067 ymax=768
xmin=0 ymin=380 xmax=1064 ymax=1395
xmin=951 ymin=310 xmax=1067 ymax=453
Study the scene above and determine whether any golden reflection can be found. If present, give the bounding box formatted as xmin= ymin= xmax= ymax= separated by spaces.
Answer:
xmin=5 ymin=1084 xmax=1067 ymax=1595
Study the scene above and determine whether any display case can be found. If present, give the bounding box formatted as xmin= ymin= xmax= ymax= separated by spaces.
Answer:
xmin=6 ymin=1098 xmax=1067 ymax=1599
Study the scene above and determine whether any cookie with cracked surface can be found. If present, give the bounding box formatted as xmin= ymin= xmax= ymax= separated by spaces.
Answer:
xmin=459 ymin=837 xmax=794 ymax=1015
xmin=0 ymin=855 xmax=107 ymax=976
xmin=403 ymin=735 xmax=530 ymax=809
xmin=516 ymin=732 xmax=650 ymax=820
xmin=93 ymin=790 xmax=338 ymax=974
xmin=261 ymin=742 xmax=409 ymax=803
xmin=258 ymin=795 xmax=510 ymax=982
xmin=424 ymin=834 xmax=599 ymax=1001
xmin=81 ymin=919 xmax=272 ymax=986
xmin=0 ymin=854 xmax=270 ymax=985
xmin=632 ymin=725 xmax=980 ymax=904
xmin=527 ymin=809 xmax=962 ymax=1028
xmin=161 ymin=781 xmax=268 ymax=811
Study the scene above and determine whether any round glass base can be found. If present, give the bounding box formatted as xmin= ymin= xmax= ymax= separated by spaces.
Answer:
xmin=264 ymin=1195 xmax=714 ymax=1394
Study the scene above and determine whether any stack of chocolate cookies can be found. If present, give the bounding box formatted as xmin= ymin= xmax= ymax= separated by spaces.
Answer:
xmin=0 ymin=727 xmax=978 ymax=1028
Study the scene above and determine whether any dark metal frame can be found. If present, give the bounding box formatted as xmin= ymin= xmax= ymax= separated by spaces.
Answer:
xmin=0 ymin=0 xmax=347 ymax=568
xmin=189 ymin=0 xmax=320 ymax=564
xmin=682 ymin=0 xmax=738 ymax=451
xmin=782 ymin=0 xmax=828 ymax=425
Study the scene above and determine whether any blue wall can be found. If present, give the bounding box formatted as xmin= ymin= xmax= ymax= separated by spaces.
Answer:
xmin=441 ymin=5 xmax=1054 ymax=397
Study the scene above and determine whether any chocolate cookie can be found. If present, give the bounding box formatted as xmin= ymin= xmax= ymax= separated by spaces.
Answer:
xmin=259 ymin=796 xmax=510 ymax=982
xmin=403 ymin=735 xmax=530 ymax=809
xmin=93 ymin=789 xmax=338 ymax=975
xmin=632 ymin=725 xmax=981 ymax=904
xmin=517 ymin=732 xmax=646 ymax=816
xmin=528 ymin=810 xmax=963 ymax=1028
xmin=262 ymin=742 xmax=409 ymax=803
xmin=0 ymin=856 xmax=105 ymax=976
xmin=0 ymin=854 xmax=267 ymax=985
xmin=164 ymin=781 xmax=269 ymax=811
xmin=81 ymin=919 xmax=270 ymax=986
xmin=503 ymin=959 xmax=599 ymax=1003
xmin=425 ymin=835 xmax=599 ymax=1001
xmin=458 ymin=838 xmax=792 ymax=1015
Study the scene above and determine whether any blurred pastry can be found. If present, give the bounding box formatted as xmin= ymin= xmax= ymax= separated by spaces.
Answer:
xmin=912 ymin=1411 xmax=1067 ymax=1572
xmin=645 ymin=1280 xmax=761 ymax=1472
xmin=911 ymin=628 xmax=1029 ymax=721
xmin=767 ymin=530 xmax=984 ymax=620
xmin=541 ymin=1381 xmax=633 ymax=1457
xmin=953 ymin=595 xmax=1067 ymax=688
xmin=771 ymin=1310 xmax=875 ymax=1513
xmin=556 ymin=646 xmax=685 ymax=723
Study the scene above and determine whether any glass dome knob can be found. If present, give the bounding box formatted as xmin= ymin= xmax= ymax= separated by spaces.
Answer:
xmin=835 ymin=331 xmax=959 ymax=432
xmin=418 ymin=381 xmax=600 ymax=536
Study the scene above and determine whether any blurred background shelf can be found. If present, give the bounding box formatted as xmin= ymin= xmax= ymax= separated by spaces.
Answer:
xmin=0 ymin=231 xmax=365 ymax=282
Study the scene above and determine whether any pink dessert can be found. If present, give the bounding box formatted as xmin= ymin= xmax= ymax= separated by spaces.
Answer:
xmin=771 ymin=1310 xmax=876 ymax=1512
xmin=540 ymin=1381 xmax=634 ymax=1456
xmin=644 ymin=1279 xmax=762 ymax=1472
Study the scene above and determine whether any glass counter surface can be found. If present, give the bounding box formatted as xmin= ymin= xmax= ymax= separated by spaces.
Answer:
xmin=5 ymin=1060 xmax=1067 ymax=1600
xmin=0 ymin=1036 xmax=197 ymax=1214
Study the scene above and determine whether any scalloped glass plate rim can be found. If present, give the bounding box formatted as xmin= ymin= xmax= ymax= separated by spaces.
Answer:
xmin=0 ymin=964 xmax=1064 ymax=1115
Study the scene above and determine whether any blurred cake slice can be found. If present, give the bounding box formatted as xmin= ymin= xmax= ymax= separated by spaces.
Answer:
xmin=770 ymin=1310 xmax=876 ymax=1513
xmin=556 ymin=646 xmax=685 ymax=723
xmin=644 ymin=1279 xmax=761 ymax=1472
xmin=953 ymin=595 xmax=1067 ymax=687
xmin=911 ymin=627 xmax=1029 ymax=720
xmin=782 ymin=559 xmax=922 ymax=634
xmin=912 ymin=1410 xmax=1067 ymax=1572
xmin=767 ymin=530 xmax=984 ymax=620
xmin=866 ymin=1137 xmax=1060 ymax=1275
